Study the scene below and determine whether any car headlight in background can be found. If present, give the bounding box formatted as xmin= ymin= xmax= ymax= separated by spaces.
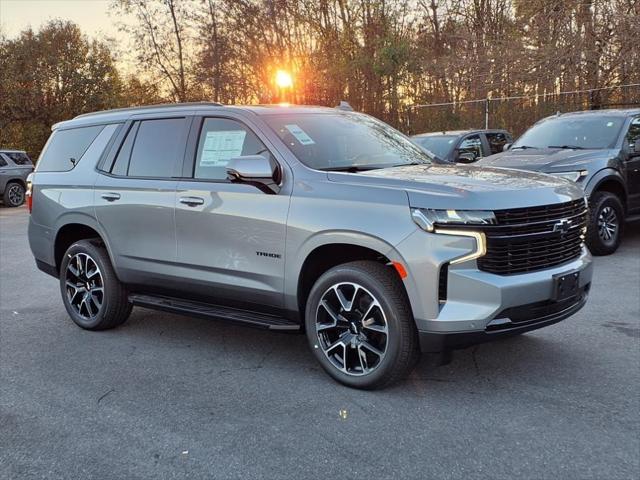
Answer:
xmin=550 ymin=170 xmax=588 ymax=182
xmin=411 ymin=208 xmax=496 ymax=232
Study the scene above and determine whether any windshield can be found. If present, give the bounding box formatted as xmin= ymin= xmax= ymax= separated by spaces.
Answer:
xmin=263 ymin=112 xmax=433 ymax=171
xmin=513 ymin=115 xmax=624 ymax=150
xmin=412 ymin=136 xmax=457 ymax=158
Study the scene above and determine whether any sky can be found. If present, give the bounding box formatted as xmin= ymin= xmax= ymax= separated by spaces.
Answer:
xmin=0 ymin=0 xmax=127 ymax=41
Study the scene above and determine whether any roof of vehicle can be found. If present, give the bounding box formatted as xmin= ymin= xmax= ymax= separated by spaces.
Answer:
xmin=411 ymin=129 xmax=509 ymax=138
xmin=54 ymin=102 xmax=349 ymax=130
xmin=544 ymin=108 xmax=640 ymax=120
xmin=0 ymin=149 xmax=27 ymax=153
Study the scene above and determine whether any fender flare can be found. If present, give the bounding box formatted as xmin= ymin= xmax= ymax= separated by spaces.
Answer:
xmin=584 ymin=168 xmax=627 ymax=200
xmin=52 ymin=212 xmax=118 ymax=275
xmin=283 ymin=230 xmax=405 ymax=312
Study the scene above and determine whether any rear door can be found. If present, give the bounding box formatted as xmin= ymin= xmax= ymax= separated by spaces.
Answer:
xmin=95 ymin=115 xmax=191 ymax=284
xmin=173 ymin=114 xmax=291 ymax=309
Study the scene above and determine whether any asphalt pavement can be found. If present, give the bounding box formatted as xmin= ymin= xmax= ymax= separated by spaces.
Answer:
xmin=1 ymin=206 xmax=638 ymax=480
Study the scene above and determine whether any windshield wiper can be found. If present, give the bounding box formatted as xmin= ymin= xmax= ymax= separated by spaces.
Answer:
xmin=511 ymin=145 xmax=538 ymax=150
xmin=390 ymin=161 xmax=428 ymax=168
xmin=548 ymin=145 xmax=585 ymax=150
xmin=319 ymin=165 xmax=381 ymax=172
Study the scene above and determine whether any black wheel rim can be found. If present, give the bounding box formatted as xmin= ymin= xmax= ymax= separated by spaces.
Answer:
xmin=65 ymin=253 xmax=104 ymax=319
xmin=315 ymin=282 xmax=388 ymax=376
xmin=7 ymin=185 xmax=24 ymax=206
xmin=597 ymin=206 xmax=618 ymax=244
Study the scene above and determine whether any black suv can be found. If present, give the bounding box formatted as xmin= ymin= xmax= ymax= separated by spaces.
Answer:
xmin=479 ymin=109 xmax=640 ymax=255
xmin=411 ymin=129 xmax=513 ymax=163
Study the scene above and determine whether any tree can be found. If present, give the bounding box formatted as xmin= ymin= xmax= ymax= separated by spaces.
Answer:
xmin=112 ymin=0 xmax=195 ymax=102
xmin=0 ymin=21 xmax=125 ymax=159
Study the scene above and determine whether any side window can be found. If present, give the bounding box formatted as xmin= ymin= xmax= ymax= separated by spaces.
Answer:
xmin=37 ymin=125 xmax=105 ymax=172
xmin=626 ymin=117 xmax=640 ymax=147
xmin=194 ymin=118 xmax=272 ymax=180
xmin=485 ymin=132 xmax=509 ymax=155
xmin=127 ymin=118 xmax=187 ymax=178
xmin=459 ymin=134 xmax=483 ymax=159
xmin=0 ymin=155 xmax=7 ymax=167
xmin=110 ymin=122 xmax=139 ymax=176
xmin=6 ymin=152 xmax=33 ymax=165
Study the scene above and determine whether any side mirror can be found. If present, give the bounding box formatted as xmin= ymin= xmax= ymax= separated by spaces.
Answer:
xmin=226 ymin=155 xmax=280 ymax=193
xmin=456 ymin=152 xmax=477 ymax=163
xmin=503 ymin=143 xmax=512 ymax=152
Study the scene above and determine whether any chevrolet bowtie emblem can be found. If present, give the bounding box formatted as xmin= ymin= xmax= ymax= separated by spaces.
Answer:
xmin=553 ymin=219 xmax=572 ymax=234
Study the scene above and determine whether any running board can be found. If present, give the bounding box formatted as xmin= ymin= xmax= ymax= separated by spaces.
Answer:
xmin=128 ymin=294 xmax=300 ymax=331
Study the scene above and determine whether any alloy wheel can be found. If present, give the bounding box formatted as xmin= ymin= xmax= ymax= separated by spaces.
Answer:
xmin=7 ymin=184 xmax=24 ymax=206
xmin=315 ymin=282 xmax=388 ymax=376
xmin=65 ymin=253 xmax=104 ymax=319
xmin=597 ymin=206 xmax=618 ymax=244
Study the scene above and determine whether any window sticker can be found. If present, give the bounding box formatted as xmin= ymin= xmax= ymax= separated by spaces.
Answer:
xmin=285 ymin=124 xmax=315 ymax=145
xmin=606 ymin=121 xmax=614 ymax=127
xmin=200 ymin=130 xmax=247 ymax=166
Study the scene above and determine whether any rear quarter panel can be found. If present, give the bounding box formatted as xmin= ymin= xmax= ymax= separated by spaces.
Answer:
xmin=28 ymin=124 xmax=120 ymax=267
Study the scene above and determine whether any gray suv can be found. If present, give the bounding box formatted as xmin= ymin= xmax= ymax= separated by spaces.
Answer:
xmin=28 ymin=103 xmax=593 ymax=389
xmin=0 ymin=149 xmax=33 ymax=207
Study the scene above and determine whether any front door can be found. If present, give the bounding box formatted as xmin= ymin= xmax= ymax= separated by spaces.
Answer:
xmin=174 ymin=116 xmax=291 ymax=309
xmin=624 ymin=116 xmax=640 ymax=212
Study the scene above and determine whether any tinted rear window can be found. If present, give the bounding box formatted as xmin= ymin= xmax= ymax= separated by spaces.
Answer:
xmin=127 ymin=118 xmax=186 ymax=177
xmin=37 ymin=125 xmax=105 ymax=172
xmin=5 ymin=152 xmax=32 ymax=165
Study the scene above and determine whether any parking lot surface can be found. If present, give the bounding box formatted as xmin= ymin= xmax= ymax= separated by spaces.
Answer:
xmin=1 ymin=206 xmax=638 ymax=479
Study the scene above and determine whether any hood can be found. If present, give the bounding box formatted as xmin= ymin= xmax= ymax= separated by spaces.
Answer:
xmin=327 ymin=164 xmax=583 ymax=210
xmin=478 ymin=148 xmax=616 ymax=172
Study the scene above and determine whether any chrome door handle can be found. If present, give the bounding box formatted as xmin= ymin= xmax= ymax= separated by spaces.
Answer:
xmin=179 ymin=196 xmax=204 ymax=206
xmin=101 ymin=192 xmax=121 ymax=202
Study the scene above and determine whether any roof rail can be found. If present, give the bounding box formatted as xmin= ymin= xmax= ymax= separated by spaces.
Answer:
xmin=74 ymin=101 xmax=224 ymax=119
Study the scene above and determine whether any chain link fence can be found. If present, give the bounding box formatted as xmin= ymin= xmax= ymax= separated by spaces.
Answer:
xmin=404 ymin=84 xmax=640 ymax=136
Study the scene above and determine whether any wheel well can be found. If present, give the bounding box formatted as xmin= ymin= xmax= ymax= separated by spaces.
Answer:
xmin=593 ymin=179 xmax=627 ymax=211
xmin=297 ymin=244 xmax=396 ymax=316
xmin=54 ymin=224 xmax=103 ymax=273
xmin=4 ymin=178 xmax=26 ymax=190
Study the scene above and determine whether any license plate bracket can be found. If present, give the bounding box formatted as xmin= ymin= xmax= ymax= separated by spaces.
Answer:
xmin=553 ymin=270 xmax=580 ymax=301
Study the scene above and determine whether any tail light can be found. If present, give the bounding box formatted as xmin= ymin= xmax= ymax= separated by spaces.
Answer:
xmin=26 ymin=173 xmax=33 ymax=213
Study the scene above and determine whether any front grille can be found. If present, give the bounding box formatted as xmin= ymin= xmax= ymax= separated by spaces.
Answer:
xmin=478 ymin=199 xmax=587 ymax=275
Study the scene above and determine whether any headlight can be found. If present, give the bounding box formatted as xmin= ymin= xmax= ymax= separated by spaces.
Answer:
xmin=550 ymin=170 xmax=588 ymax=182
xmin=411 ymin=208 xmax=496 ymax=232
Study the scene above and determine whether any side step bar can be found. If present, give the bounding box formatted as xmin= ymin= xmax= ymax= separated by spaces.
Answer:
xmin=129 ymin=294 xmax=301 ymax=331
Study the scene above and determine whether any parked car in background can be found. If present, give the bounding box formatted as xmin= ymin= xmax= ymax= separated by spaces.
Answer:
xmin=411 ymin=129 xmax=513 ymax=163
xmin=0 ymin=149 xmax=34 ymax=207
xmin=28 ymin=103 xmax=593 ymax=389
xmin=479 ymin=109 xmax=640 ymax=255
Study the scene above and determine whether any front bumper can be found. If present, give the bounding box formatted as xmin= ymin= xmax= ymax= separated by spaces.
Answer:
xmin=419 ymin=283 xmax=589 ymax=352
xmin=393 ymin=229 xmax=593 ymax=352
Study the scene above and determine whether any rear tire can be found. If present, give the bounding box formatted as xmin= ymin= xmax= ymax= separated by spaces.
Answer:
xmin=586 ymin=191 xmax=624 ymax=256
xmin=3 ymin=182 xmax=25 ymax=207
xmin=60 ymin=239 xmax=132 ymax=330
xmin=304 ymin=261 xmax=420 ymax=390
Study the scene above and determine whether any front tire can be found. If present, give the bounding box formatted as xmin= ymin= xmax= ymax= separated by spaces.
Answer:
xmin=60 ymin=239 xmax=132 ymax=330
xmin=586 ymin=191 xmax=624 ymax=256
xmin=305 ymin=261 xmax=420 ymax=389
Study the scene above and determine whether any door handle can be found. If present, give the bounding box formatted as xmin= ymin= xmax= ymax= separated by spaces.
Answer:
xmin=101 ymin=192 xmax=121 ymax=202
xmin=179 ymin=196 xmax=205 ymax=206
